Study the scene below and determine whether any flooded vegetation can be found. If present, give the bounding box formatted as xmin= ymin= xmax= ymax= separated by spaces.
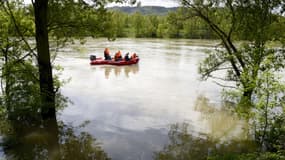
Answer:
xmin=1 ymin=37 xmax=284 ymax=159
xmin=1 ymin=0 xmax=285 ymax=159
xmin=0 ymin=116 xmax=110 ymax=160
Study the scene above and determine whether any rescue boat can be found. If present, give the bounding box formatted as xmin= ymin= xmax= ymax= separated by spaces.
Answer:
xmin=90 ymin=57 xmax=139 ymax=66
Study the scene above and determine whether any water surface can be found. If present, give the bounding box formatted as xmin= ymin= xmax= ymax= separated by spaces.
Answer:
xmin=56 ymin=38 xmax=244 ymax=159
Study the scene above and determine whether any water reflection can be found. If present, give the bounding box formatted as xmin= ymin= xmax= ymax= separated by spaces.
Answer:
xmin=56 ymin=38 xmax=242 ymax=159
xmin=0 ymin=114 xmax=109 ymax=160
xmin=194 ymin=95 xmax=248 ymax=141
xmin=154 ymin=123 xmax=257 ymax=160
xmin=154 ymin=95 xmax=256 ymax=160
xmin=91 ymin=64 xmax=139 ymax=79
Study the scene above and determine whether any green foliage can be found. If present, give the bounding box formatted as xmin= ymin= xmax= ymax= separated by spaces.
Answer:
xmin=188 ymin=0 xmax=285 ymax=104
xmin=209 ymin=150 xmax=285 ymax=160
xmin=181 ymin=0 xmax=285 ymax=156
xmin=1 ymin=0 xmax=145 ymax=125
xmin=46 ymin=0 xmax=120 ymax=43
xmin=251 ymin=69 xmax=285 ymax=151
xmin=155 ymin=123 xmax=257 ymax=160
xmin=6 ymin=1 xmax=284 ymax=40
xmin=107 ymin=9 xmax=219 ymax=39
xmin=0 ymin=0 xmax=71 ymax=118
xmin=221 ymin=48 xmax=285 ymax=152
xmin=0 ymin=1 xmax=130 ymax=158
xmin=0 ymin=1 xmax=37 ymax=118
xmin=2 ymin=61 xmax=41 ymax=119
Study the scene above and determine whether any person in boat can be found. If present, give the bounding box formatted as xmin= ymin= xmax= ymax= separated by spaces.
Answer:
xmin=104 ymin=48 xmax=112 ymax=60
xmin=124 ymin=52 xmax=130 ymax=61
xmin=114 ymin=50 xmax=123 ymax=61
xmin=130 ymin=53 xmax=138 ymax=60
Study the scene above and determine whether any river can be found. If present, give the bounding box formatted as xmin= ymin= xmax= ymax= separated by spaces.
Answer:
xmin=55 ymin=38 xmax=245 ymax=160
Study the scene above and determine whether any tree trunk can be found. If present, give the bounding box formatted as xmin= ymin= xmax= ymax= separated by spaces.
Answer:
xmin=243 ymin=90 xmax=252 ymax=104
xmin=33 ymin=0 xmax=56 ymax=120
xmin=239 ymin=89 xmax=254 ymax=116
xmin=44 ymin=117 xmax=60 ymax=159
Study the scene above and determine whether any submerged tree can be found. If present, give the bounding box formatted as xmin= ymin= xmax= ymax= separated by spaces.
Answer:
xmin=180 ymin=0 xmax=285 ymax=152
xmin=32 ymin=0 xmax=55 ymax=120
xmin=0 ymin=0 xmax=133 ymax=157
xmin=0 ymin=1 xmax=37 ymax=118
xmin=181 ymin=0 xmax=285 ymax=109
xmin=33 ymin=0 xmax=127 ymax=120
xmin=0 ymin=0 xmax=134 ymax=119
xmin=252 ymin=69 xmax=285 ymax=151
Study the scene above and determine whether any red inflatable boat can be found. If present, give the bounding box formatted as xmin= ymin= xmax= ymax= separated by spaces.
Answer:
xmin=90 ymin=57 xmax=139 ymax=66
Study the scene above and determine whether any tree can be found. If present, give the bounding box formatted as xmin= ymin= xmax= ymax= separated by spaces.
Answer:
xmin=253 ymin=70 xmax=285 ymax=151
xmin=181 ymin=0 xmax=285 ymax=108
xmin=166 ymin=11 xmax=184 ymax=38
xmin=181 ymin=0 xmax=285 ymax=153
xmin=32 ymin=0 xmax=55 ymax=120
xmin=0 ymin=0 xmax=133 ymax=120
xmin=0 ymin=0 xmax=37 ymax=116
xmin=109 ymin=11 xmax=129 ymax=37
xmin=132 ymin=12 xmax=145 ymax=37
xmin=0 ymin=0 xmax=131 ymax=158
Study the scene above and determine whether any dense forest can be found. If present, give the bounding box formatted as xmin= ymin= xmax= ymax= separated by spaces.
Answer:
xmin=107 ymin=6 xmax=285 ymax=40
xmin=108 ymin=7 xmax=217 ymax=39
xmin=1 ymin=4 xmax=284 ymax=40
xmin=0 ymin=0 xmax=285 ymax=159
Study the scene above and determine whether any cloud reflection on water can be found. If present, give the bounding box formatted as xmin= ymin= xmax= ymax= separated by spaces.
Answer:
xmin=57 ymin=38 xmax=241 ymax=160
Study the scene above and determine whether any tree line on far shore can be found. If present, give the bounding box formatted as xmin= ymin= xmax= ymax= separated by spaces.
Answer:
xmin=108 ymin=7 xmax=285 ymax=40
